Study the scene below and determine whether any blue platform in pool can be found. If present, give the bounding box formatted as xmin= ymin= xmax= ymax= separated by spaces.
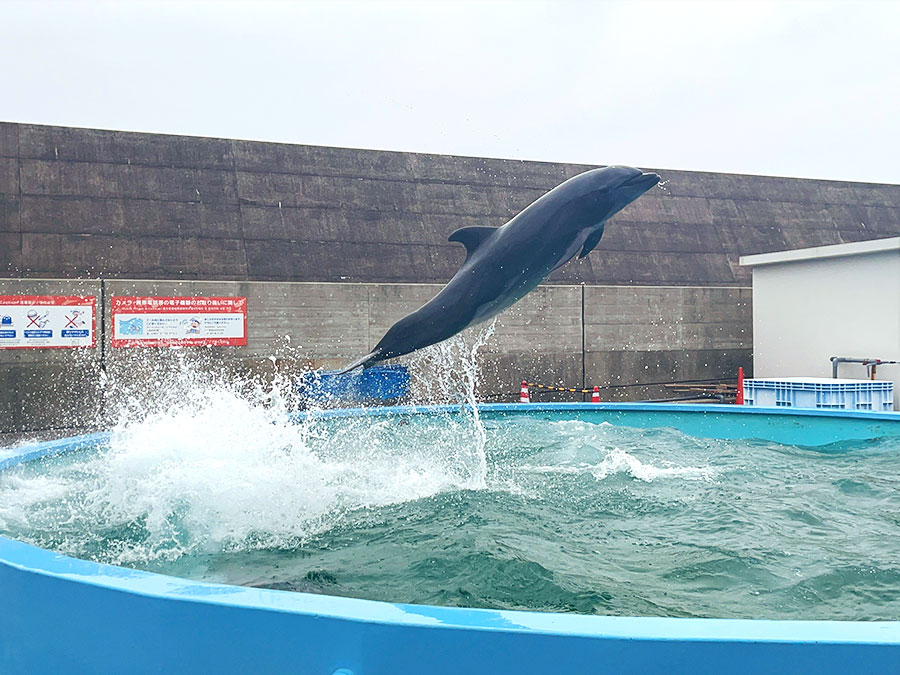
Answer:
xmin=2 ymin=403 xmax=899 ymax=674
xmin=295 ymin=365 xmax=410 ymax=405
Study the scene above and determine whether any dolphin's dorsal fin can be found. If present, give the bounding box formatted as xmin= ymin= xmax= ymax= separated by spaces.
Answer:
xmin=448 ymin=226 xmax=498 ymax=263
xmin=579 ymin=224 xmax=606 ymax=258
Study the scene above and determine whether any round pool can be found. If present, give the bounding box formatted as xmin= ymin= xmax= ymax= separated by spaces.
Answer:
xmin=2 ymin=403 xmax=900 ymax=673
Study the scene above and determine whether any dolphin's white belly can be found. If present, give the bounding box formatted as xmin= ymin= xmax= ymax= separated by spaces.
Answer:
xmin=551 ymin=227 xmax=592 ymax=272
xmin=471 ymin=295 xmax=516 ymax=325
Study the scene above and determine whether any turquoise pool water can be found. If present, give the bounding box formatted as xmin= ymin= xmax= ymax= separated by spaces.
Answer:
xmin=2 ymin=405 xmax=899 ymax=621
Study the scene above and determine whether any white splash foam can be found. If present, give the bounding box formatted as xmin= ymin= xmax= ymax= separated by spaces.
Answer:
xmin=591 ymin=448 xmax=714 ymax=482
xmin=0 ymin=351 xmax=496 ymax=564
xmin=521 ymin=447 xmax=714 ymax=483
xmin=0 ymin=474 xmax=72 ymax=525
xmin=406 ymin=320 xmax=497 ymax=489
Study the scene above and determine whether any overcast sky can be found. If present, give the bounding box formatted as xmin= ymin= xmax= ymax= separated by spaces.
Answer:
xmin=2 ymin=0 xmax=898 ymax=183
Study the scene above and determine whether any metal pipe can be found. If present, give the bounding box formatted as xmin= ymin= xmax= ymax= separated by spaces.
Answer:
xmin=830 ymin=357 xmax=900 ymax=379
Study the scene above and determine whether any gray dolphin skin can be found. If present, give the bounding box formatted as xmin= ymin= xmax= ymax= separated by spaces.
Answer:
xmin=342 ymin=165 xmax=660 ymax=371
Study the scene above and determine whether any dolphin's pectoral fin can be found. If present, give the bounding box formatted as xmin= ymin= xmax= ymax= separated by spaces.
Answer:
xmin=578 ymin=224 xmax=606 ymax=258
xmin=448 ymin=226 xmax=498 ymax=263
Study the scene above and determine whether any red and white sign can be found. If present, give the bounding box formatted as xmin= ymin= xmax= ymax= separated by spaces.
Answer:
xmin=111 ymin=296 xmax=247 ymax=348
xmin=0 ymin=295 xmax=97 ymax=349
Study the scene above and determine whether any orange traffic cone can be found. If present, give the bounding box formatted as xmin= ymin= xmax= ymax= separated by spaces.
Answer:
xmin=519 ymin=380 xmax=530 ymax=403
xmin=591 ymin=386 xmax=600 ymax=403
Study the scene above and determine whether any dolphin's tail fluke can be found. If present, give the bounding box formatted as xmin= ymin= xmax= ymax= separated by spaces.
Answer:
xmin=337 ymin=349 xmax=381 ymax=374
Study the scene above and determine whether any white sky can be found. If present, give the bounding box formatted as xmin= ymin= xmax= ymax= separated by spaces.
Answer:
xmin=2 ymin=0 xmax=898 ymax=183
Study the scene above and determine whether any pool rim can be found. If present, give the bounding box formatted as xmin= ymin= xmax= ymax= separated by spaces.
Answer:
xmin=2 ymin=401 xmax=900 ymax=647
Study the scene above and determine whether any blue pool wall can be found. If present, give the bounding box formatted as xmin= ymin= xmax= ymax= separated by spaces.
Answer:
xmin=2 ymin=403 xmax=900 ymax=674
xmin=309 ymin=402 xmax=900 ymax=447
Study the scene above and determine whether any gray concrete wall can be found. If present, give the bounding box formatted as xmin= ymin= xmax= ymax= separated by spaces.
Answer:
xmin=0 ymin=279 xmax=751 ymax=433
xmin=3 ymin=122 xmax=898 ymax=287
xmin=585 ymin=286 xmax=752 ymax=400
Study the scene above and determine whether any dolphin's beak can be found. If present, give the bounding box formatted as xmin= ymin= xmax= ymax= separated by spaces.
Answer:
xmin=621 ymin=172 xmax=660 ymax=191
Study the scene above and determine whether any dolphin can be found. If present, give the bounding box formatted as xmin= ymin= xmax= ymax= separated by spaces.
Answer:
xmin=342 ymin=165 xmax=660 ymax=371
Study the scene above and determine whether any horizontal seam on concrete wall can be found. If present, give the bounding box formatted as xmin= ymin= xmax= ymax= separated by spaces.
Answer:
xmin=9 ymin=187 xmax=900 ymax=215
xmin=3 ymin=235 xmax=738 ymax=253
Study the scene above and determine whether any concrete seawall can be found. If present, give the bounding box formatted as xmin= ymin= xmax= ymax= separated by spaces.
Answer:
xmin=0 ymin=278 xmax=750 ymax=433
xmin=3 ymin=123 xmax=898 ymax=287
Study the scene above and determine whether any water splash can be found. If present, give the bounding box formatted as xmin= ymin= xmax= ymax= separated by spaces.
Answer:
xmin=590 ymin=448 xmax=714 ymax=482
xmin=405 ymin=319 xmax=497 ymax=488
xmin=0 ymin=330 xmax=502 ymax=564
xmin=2 ymin=389 xmax=488 ymax=565
xmin=520 ymin=450 xmax=714 ymax=483
xmin=521 ymin=420 xmax=714 ymax=483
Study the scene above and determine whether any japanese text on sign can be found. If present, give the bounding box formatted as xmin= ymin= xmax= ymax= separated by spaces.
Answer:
xmin=111 ymin=296 xmax=247 ymax=347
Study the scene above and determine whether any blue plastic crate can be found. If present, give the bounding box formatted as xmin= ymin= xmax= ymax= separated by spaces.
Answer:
xmin=296 ymin=365 xmax=410 ymax=405
xmin=744 ymin=378 xmax=894 ymax=411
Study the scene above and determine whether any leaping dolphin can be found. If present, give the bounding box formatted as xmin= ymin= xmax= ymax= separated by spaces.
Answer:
xmin=342 ymin=165 xmax=660 ymax=371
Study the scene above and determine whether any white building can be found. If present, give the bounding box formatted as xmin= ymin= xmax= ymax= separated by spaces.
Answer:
xmin=740 ymin=237 xmax=900 ymax=408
